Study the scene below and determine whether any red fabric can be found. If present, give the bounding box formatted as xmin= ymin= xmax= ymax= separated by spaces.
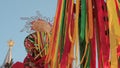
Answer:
xmin=23 ymin=54 xmax=46 ymax=67
xmin=35 ymin=56 xmax=46 ymax=64
xmin=12 ymin=62 xmax=24 ymax=68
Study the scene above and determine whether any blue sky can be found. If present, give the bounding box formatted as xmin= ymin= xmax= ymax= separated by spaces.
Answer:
xmin=0 ymin=0 xmax=57 ymax=65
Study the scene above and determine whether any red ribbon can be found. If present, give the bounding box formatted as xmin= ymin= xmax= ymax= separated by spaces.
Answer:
xmin=93 ymin=0 xmax=110 ymax=68
xmin=60 ymin=0 xmax=74 ymax=67
xmin=90 ymin=22 xmax=96 ymax=68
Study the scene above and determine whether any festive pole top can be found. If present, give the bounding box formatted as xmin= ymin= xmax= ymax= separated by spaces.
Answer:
xmin=8 ymin=40 xmax=14 ymax=47
xmin=1 ymin=40 xmax=15 ymax=68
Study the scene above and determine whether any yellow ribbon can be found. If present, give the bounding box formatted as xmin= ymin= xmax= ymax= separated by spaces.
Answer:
xmin=107 ymin=0 xmax=120 ymax=67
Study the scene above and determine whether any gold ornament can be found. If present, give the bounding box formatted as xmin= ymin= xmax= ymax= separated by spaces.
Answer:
xmin=8 ymin=40 xmax=14 ymax=47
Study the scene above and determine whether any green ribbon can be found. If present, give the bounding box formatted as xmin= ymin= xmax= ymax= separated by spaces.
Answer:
xmin=80 ymin=40 xmax=86 ymax=68
xmin=80 ymin=0 xmax=86 ymax=42
xmin=79 ymin=0 xmax=87 ymax=68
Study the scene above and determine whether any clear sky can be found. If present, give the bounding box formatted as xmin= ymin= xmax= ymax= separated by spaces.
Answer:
xmin=0 ymin=0 xmax=57 ymax=65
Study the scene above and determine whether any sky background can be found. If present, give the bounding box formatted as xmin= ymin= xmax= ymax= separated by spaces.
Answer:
xmin=0 ymin=0 xmax=57 ymax=65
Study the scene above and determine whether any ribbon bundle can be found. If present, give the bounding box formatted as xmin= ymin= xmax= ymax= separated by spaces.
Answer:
xmin=12 ymin=0 xmax=120 ymax=68
xmin=45 ymin=0 xmax=120 ymax=68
